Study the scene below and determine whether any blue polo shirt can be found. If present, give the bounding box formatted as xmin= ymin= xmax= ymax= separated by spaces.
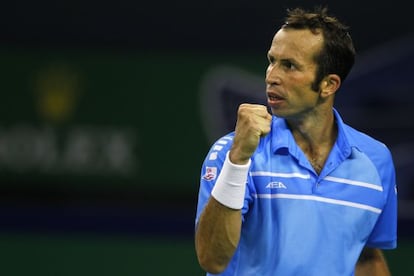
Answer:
xmin=195 ymin=109 xmax=397 ymax=276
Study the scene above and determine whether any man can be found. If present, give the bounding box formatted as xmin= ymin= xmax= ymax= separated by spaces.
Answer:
xmin=195 ymin=6 xmax=397 ymax=276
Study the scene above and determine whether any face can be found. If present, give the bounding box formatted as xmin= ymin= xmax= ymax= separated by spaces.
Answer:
xmin=265 ymin=28 xmax=324 ymax=119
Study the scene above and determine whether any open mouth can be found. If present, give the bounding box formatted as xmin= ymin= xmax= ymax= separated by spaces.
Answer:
xmin=268 ymin=95 xmax=283 ymax=101
xmin=267 ymin=93 xmax=285 ymax=105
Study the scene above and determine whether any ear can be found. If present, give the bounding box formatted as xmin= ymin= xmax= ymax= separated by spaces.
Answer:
xmin=320 ymin=74 xmax=341 ymax=98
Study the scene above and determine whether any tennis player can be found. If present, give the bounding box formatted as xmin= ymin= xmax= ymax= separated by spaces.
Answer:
xmin=195 ymin=6 xmax=397 ymax=276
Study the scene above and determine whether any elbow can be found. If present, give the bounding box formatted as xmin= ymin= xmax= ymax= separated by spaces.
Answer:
xmin=195 ymin=237 xmax=233 ymax=274
xmin=197 ymin=252 xmax=228 ymax=274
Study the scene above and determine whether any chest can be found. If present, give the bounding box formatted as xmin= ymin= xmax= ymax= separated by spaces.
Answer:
xmin=249 ymin=153 xmax=385 ymax=210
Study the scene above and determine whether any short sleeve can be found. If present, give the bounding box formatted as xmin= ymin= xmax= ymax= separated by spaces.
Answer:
xmin=366 ymin=149 xmax=397 ymax=249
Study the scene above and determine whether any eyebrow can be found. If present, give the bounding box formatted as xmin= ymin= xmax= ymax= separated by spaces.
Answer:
xmin=267 ymin=52 xmax=300 ymax=66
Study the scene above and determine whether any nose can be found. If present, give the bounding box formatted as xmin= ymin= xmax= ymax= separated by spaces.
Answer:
xmin=265 ymin=64 xmax=281 ymax=85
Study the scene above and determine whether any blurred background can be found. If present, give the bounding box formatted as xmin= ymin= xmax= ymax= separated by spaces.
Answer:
xmin=0 ymin=0 xmax=412 ymax=275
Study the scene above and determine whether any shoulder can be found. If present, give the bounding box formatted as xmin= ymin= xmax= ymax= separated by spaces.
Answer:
xmin=344 ymin=124 xmax=390 ymax=150
xmin=203 ymin=132 xmax=235 ymax=164
xmin=209 ymin=132 xmax=235 ymax=151
xmin=334 ymin=108 xmax=392 ymax=160
xmin=343 ymin=124 xmax=394 ymax=165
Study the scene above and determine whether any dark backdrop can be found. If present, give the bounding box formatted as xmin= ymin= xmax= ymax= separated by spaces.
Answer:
xmin=0 ymin=1 xmax=412 ymax=275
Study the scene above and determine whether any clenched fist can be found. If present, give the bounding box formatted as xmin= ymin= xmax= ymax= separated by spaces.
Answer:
xmin=229 ymin=104 xmax=272 ymax=164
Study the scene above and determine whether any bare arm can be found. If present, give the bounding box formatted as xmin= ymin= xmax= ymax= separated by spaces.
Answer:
xmin=195 ymin=197 xmax=242 ymax=274
xmin=195 ymin=104 xmax=272 ymax=274
xmin=355 ymin=248 xmax=391 ymax=276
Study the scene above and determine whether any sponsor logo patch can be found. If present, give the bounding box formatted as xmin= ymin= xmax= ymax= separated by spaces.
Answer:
xmin=203 ymin=167 xmax=217 ymax=181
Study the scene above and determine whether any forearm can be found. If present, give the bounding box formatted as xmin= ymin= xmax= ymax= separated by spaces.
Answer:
xmin=355 ymin=248 xmax=391 ymax=276
xmin=195 ymin=197 xmax=242 ymax=274
xmin=196 ymin=145 xmax=251 ymax=273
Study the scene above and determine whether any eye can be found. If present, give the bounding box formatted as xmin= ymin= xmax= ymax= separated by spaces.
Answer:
xmin=281 ymin=60 xmax=296 ymax=70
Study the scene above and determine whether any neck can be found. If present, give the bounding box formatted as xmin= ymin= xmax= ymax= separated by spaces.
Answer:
xmin=287 ymin=109 xmax=337 ymax=174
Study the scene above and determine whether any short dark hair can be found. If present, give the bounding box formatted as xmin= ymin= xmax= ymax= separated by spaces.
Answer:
xmin=282 ymin=6 xmax=356 ymax=91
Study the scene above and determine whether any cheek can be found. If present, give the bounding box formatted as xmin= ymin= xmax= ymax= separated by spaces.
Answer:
xmin=292 ymin=75 xmax=318 ymax=92
xmin=290 ymin=82 xmax=318 ymax=102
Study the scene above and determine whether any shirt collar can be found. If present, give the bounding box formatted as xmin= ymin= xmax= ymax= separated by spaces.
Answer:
xmin=270 ymin=108 xmax=354 ymax=159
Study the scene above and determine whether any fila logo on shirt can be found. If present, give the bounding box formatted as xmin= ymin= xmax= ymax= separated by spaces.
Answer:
xmin=266 ymin=181 xmax=287 ymax=189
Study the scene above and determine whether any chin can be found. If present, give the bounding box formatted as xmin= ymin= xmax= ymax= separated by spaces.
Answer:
xmin=270 ymin=108 xmax=285 ymax=118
